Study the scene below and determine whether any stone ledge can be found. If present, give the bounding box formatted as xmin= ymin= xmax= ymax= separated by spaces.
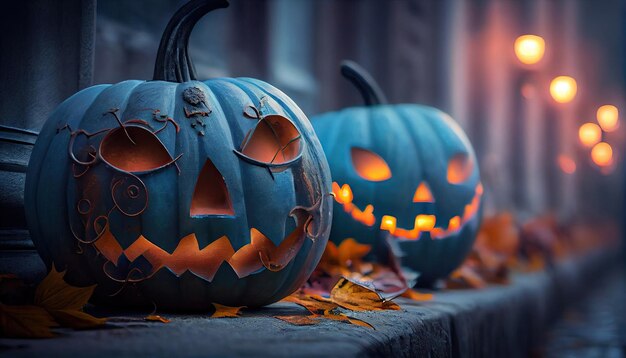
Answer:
xmin=0 ymin=248 xmax=619 ymax=358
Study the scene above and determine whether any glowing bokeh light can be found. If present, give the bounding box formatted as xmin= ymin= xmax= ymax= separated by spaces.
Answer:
xmin=514 ymin=35 xmax=545 ymax=65
xmin=591 ymin=142 xmax=613 ymax=167
xmin=578 ymin=123 xmax=602 ymax=147
xmin=596 ymin=105 xmax=619 ymax=132
xmin=549 ymin=76 xmax=577 ymax=103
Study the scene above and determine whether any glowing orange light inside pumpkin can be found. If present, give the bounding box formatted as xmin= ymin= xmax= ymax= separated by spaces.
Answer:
xmin=549 ymin=76 xmax=577 ymax=103
xmin=415 ymin=215 xmax=436 ymax=231
xmin=514 ymin=35 xmax=545 ymax=65
xmin=413 ymin=182 xmax=434 ymax=203
xmin=380 ymin=215 xmax=397 ymax=234
xmin=447 ymin=153 xmax=474 ymax=184
xmin=557 ymin=155 xmax=576 ymax=174
xmin=578 ymin=123 xmax=602 ymax=147
xmin=332 ymin=182 xmax=353 ymax=204
xmin=591 ymin=142 xmax=613 ymax=167
xmin=351 ymin=204 xmax=375 ymax=226
xmin=448 ymin=216 xmax=461 ymax=232
xmin=597 ymin=105 xmax=619 ymax=132
xmin=351 ymin=147 xmax=392 ymax=181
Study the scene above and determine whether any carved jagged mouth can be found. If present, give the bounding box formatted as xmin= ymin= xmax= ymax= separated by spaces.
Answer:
xmin=92 ymin=201 xmax=322 ymax=283
xmin=332 ymin=182 xmax=483 ymax=241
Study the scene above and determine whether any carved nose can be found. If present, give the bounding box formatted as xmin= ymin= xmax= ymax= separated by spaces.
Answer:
xmin=413 ymin=182 xmax=434 ymax=203
xmin=190 ymin=158 xmax=234 ymax=217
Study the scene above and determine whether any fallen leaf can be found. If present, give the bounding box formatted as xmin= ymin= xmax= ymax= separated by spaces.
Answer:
xmin=211 ymin=303 xmax=244 ymax=318
xmin=337 ymin=238 xmax=371 ymax=267
xmin=330 ymin=278 xmax=400 ymax=311
xmin=33 ymin=265 xmax=106 ymax=329
xmin=275 ymin=315 xmax=319 ymax=326
xmin=50 ymin=309 xmax=108 ymax=329
xmin=282 ymin=292 xmax=337 ymax=315
xmin=323 ymin=309 xmax=374 ymax=329
xmin=145 ymin=314 xmax=170 ymax=323
xmin=401 ymin=289 xmax=434 ymax=301
xmin=0 ymin=303 xmax=58 ymax=338
xmin=34 ymin=265 xmax=96 ymax=311
xmin=446 ymin=266 xmax=486 ymax=289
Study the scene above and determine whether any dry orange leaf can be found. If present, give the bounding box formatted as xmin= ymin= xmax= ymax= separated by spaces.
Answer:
xmin=211 ymin=303 xmax=244 ymax=318
xmin=337 ymin=238 xmax=371 ymax=267
xmin=330 ymin=278 xmax=400 ymax=311
xmin=322 ymin=309 xmax=374 ymax=329
xmin=34 ymin=265 xmax=96 ymax=311
xmin=401 ymin=289 xmax=434 ymax=301
xmin=33 ymin=265 xmax=106 ymax=329
xmin=282 ymin=292 xmax=337 ymax=315
xmin=275 ymin=315 xmax=319 ymax=326
xmin=145 ymin=315 xmax=170 ymax=323
xmin=0 ymin=304 xmax=58 ymax=338
xmin=51 ymin=309 xmax=107 ymax=329
xmin=446 ymin=266 xmax=487 ymax=289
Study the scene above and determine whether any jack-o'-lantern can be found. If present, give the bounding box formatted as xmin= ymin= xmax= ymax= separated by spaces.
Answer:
xmin=312 ymin=61 xmax=482 ymax=286
xmin=24 ymin=0 xmax=332 ymax=310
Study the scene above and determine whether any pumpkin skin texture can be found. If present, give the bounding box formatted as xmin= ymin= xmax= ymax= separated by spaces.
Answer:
xmin=24 ymin=0 xmax=332 ymax=310
xmin=312 ymin=61 xmax=482 ymax=286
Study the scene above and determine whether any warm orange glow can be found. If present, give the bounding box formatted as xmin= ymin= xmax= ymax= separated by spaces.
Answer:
xmin=380 ymin=215 xmax=397 ymax=234
xmin=448 ymin=216 xmax=461 ymax=232
xmin=351 ymin=147 xmax=392 ymax=181
xmin=447 ymin=153 xmax=474 ymax=184
xmin=350 ymin=204 xmax=375 ymax=226
xmin=578 ymin=123 xmax=602 ymax=147
xmin=332 ymin=181 xmax=375 ymax=226
xmin=591 ymin=142 xmax=613 ymax=167
xmin=332 ymin=182 xmax=353 ymax=204
xmin=549 ymin=76 xmax=577 ymax=103
xmin=557 ymin=155 xmax=576 ymax=174
xmin=597 ymin=105 xmax=619 ymax=132
xmin=413 ymin=182 xmax=435 ymax=203
xmin=415 ymin=215 xmax=436 ymax=231
xmin=514 ymin=35 xmax=545 ymax=65
xmin=382 ymin=182 xmax=484 ymax=241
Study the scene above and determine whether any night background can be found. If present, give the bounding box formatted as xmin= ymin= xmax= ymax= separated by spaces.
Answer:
xmin=0 ymin=0 xmax=625 ymax=356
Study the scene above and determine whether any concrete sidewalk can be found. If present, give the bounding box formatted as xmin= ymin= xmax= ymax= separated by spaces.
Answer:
xmin=0 ymin=249 xmax=619 ymax=358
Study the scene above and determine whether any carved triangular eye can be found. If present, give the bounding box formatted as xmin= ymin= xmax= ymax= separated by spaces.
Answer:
xmin=351 ymin=147 xmax=391 ymax=181
xmin=240 ymin=115 xmax=302 ymax=165
xmin=447 ymin=153 xmax=474 ymax=184
xmin=100 ymin=126 xmax=174 ymax=173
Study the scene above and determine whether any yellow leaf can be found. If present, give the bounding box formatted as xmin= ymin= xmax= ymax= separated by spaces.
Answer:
xmin=145 ymin=315 xmax=170 ymax=323
xmin=0 ymin=304 xmax=57 ymax=338
xmin=49 ymin=309 xmax=107 ymax=329
xmin=275 ymin=315 xmax=319 ymax=326
xmin=34 ymin=265 xmax=96 ymax=311
xmin=211 ymin=303 xmax=244 ymax=318
xmin=401 ymin=289 xmax=434 ymax=301
xmin=330 ymin=277 xmax=400 ymax=311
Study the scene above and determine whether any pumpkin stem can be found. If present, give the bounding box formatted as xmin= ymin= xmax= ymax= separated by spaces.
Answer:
xmin=340 ymin=60 xmax=388 ymax=106
xmin=153 ymin=0 xmax=229 ymax=82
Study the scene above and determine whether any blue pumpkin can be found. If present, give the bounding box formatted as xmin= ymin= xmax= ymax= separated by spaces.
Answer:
xmin=312 ymin=61 xmax=482 ymax=286
xmin=24 ymin=0 xmax=332 ymax=310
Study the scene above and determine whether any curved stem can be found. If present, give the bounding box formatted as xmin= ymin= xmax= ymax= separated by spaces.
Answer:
xmin=340 ymin=60 xmax=388 ymax=106
xmin=153 ymin=0 xmax=229 ymax=82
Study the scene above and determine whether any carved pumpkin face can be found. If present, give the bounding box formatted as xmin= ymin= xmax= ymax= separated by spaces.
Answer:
xmin=24 ymin=1 xmax=332 ymax=310
xmin=312 ymin=61 xmax=482 ymax=286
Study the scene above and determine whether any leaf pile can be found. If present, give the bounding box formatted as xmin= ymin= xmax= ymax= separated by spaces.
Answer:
xmin=0 ymin=266 xmax=106 ymax=338
xmin=446 ymin=213 xmax=620 ymax=289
